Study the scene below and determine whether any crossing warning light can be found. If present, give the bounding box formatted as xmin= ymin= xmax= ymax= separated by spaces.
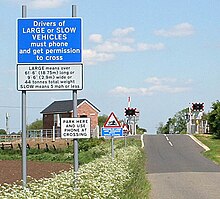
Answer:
xmin=192 ymin=103 xmax=204 ymax=112
xmin=125 ymin=108 xmax=136 ymax=116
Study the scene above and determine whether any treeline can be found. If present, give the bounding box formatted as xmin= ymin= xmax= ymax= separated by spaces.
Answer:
xmin=157 ymin=100 xmax=220 ymax=138
xmin=207 ymin=101 xmax=220 ymax=138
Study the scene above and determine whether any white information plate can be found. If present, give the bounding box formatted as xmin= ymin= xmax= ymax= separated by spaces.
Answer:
xmin=61 ymin=118 xmax=90 ymax=139
xmin=17 ymin=64 xmax=83 ymax=91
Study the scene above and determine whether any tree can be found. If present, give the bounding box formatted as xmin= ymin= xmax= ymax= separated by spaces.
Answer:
xmin=27 ymin=119 xmax=43 ymax=130
xmin=172 ymin=108 xmax=188 ymax=133
xmin=0 ymin=129 xmax=7 ymax=135
xmin=136 ymin=126 xmax=147 ymax=134
xmin=157 ymin=108 xmax=188 ymax=134
xmin=164 ymin=118 xmax=172 ymax=134
xmin=98 ymin=115 xmax=108 ymax=128
xmin=157 ymin=122 xmax=164 ymax=134
xmin=207 ymin=101 xmax=220 ymax=137
xmin=157 ymin=119 xmax=172 ymax=134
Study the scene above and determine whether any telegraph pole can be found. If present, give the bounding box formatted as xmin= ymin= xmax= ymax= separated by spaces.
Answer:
xmin=6 ymin=113 xmax=10 ymax=134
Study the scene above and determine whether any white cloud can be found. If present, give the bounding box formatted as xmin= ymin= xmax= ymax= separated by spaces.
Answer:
xmin=86 ymin=26 xmax=165 ymax=65
xmin=149 ymin=84 xmax=189 ymax=94
xmin=111 ymin=37 xmax=135 ymax=44
xmin=95 ymin=41 xmax=134 ymax=53
xmin=89 ymin=34 xmax=103 ymax=43
xmin=29 ymin=0 xmax=67 ymax=9
xmin=110 ymin=86 xmax=153 ymax=96
xmin=184 ymin=79 xmax=193 ymax=85
xmin=110 ymin=77 xmax=191 ymax=96
xmin=145 ymin=77 xmax=177 ymax=85
xmin=137 ymin=43 xmax=165 ymax=51
xmin=83 ymin=49 xmax=115 ymax=65
xmin=154 ymin=22 xmax=195 ymax=37
xmin=112 ymin=27 xmax=135 ymax=37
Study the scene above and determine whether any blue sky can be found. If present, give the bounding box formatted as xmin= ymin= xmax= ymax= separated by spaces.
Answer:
xmin=0 ymin=0 xmax=220 ymax=133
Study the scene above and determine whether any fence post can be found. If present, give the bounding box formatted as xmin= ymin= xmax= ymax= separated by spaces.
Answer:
xmin=52 ymin=126 xmax=55 ymax=142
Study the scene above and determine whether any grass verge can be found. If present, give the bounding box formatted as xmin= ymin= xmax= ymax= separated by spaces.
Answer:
xmin=195 ymin=134 xmax=220 ymax=165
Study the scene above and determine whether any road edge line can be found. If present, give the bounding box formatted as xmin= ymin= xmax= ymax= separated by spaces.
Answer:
xmin=141 ymin=134 xmax=144 ymax=148
xmin=187 ymin=134 xmax=210 ymax=151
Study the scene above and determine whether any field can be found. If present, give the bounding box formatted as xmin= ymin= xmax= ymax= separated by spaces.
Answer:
xmin=0 ymin=160 xmax=71 ymax=184
xmin=0 ymin=138 xmax=75 ymax=184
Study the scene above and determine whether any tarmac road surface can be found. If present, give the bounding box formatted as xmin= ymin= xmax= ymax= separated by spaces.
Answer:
xmin=144 ymin=134 xmax=220 ymax=199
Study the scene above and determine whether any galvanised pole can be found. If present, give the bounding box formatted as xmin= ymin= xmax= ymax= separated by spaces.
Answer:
xmin=72 ymin=5 xmax=79 ymax=189
xmin=21 ymin=5 xmax=27 ymax=189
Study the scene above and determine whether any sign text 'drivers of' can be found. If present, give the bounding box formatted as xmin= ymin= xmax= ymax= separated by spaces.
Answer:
xmin=17 ymin=18 xmax=82 ymax=63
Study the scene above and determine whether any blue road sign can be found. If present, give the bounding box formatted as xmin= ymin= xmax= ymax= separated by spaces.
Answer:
xmin=17 ymin=18 xmax=82 ymax=63
xmin=101 ymin=128 xmax=123 ymax=137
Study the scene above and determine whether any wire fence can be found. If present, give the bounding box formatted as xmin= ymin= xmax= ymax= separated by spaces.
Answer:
xmin=0 ymin=134 xmax=21 ymax=142
xmin=0 ymin=127 xmax=99 ymax=143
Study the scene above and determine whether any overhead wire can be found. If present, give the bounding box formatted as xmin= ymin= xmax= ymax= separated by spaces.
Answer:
xmin=0 ymin=106 xmax=44 ymax=109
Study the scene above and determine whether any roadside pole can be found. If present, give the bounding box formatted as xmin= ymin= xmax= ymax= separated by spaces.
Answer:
xmin=129 ymin=116 xmax=132 ymax=135
xmin=52 ymin=126 xmax=55 ymax=142
xmin=111 ymin=136 xmax=114 ymax=160
xmin=133 ymin=116 xmax=136 ymax=135
xmin=189 ymin=104 xmax=192 ymax=134
xmin=123 ymin=122 xmax=127 ymax=147
xmin=21 ymin=5 xmax=27 ymax=189
xmin=72 ymin=5 xmax=79 ymax=189
xmin=124 ymin=133 xmax=127 ymax=147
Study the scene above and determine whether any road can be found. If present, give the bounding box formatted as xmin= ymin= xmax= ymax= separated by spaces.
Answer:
xmin=144 ymin=134 xmax=220 ymax=199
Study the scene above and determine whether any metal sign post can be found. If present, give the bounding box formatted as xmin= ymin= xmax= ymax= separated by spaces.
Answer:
xmin=111 ymin=136 xmax=114 ymax=160
xmin=72 ymin=5 xmax=79 ymax=189
xmin=21 ymin=5 xmax=27 ymax=189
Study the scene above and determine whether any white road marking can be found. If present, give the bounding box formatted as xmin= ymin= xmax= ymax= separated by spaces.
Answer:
xmin=164 ymin=134 xmax=173 ymax=147
xmin=141 ymin=134 xmax=144 ymax=148
xmin=187 ymin=134 xmax=210 ymax=151
xmin=168 ymin=141 xmax=173 ymax=147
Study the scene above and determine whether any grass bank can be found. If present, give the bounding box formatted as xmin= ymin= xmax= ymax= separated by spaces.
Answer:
xmin=195 ymin=134 xmax=220 ymax=165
